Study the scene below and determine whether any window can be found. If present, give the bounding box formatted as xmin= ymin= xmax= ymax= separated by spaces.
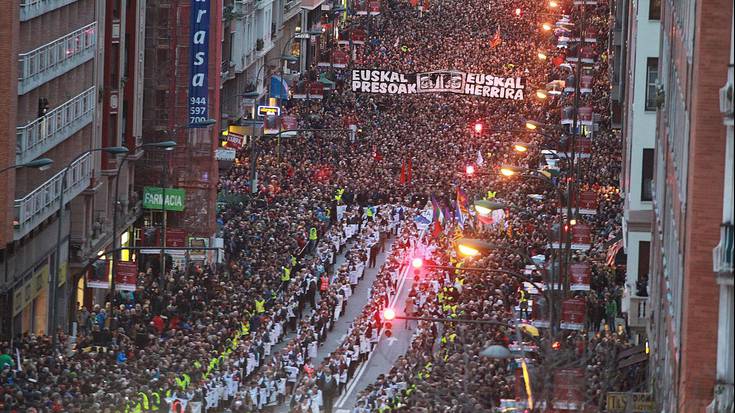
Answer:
xmin=645 ymin=58 xmax=659 ymax=111
xmin=642 ymin=148 xmax=654 ymax=201
xmin=649 ymin=0 xmax=661 ymax=20
xmin=637 ymin=241 xmax=650 ymax=296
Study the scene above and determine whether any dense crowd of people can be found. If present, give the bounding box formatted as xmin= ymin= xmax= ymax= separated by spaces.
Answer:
xmin=0 ymin=0 xmax=647 ymax=410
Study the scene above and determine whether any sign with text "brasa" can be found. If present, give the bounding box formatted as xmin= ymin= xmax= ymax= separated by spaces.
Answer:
xmin=143 ymin=187 xmax=186 ymax=211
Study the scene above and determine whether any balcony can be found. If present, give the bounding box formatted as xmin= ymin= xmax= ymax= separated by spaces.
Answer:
xmin=16 ymin=86 xmax=95 ymax=165
xmin=19 ymin=0 xmax=79 ymax=21
xmin=628 ymin=295 xmax=649 ymax=328
xmin=17 ymin=22 xmax=97 ymax=95
xmin=13 ymin=152 xmax=92 ymax=240
xmin=713 ymin=223 xmax=734 ymax=278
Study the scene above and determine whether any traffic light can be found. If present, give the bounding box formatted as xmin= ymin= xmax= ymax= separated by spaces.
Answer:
xmin=465 ymin=165 xmax=475 ymax=176
xmin=383 ymin=308 xmax=395 ymax=337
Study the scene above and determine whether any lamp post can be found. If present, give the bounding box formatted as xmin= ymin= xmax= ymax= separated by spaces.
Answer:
xmin=50 ymin=146 xmax=129 ymax=348
xmin=109 ymin=141 xmax=177 ymax=294
xmin=0 ymin=158 xmax=54 ymax=174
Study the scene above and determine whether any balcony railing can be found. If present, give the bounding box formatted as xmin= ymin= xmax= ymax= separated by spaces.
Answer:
xmin=628 ymin=295 xmax=649 ymax=328
xmin=17 ymin=22 xmax=97 ymax=95
xmin=20 ymin=0 xmax=79 ymax=21
xmin=713 ymin=223 xmax=734 ymax=276
xmin=13 ymin=152 xmax=92 ymax=240
xmin=16 ymin=86 xmax=95 ymax=164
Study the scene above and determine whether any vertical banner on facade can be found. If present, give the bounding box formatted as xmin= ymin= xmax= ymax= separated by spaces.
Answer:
xmin=569 ymin=262 xmax=592 ymax=291
xmin=114 ymin=262 xmax=139 ymax=291
xmin=553 ymin=368 xmax=586 ymax=409
xmin=560 ymin=298 xmax=586 ymax=330
xmin=87 ymin=259 xmax=110 ymax=289
xmin=188 ymin=0 xmax=211 ymax=127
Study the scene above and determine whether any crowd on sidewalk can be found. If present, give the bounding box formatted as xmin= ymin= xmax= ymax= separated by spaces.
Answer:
xmin=0 ymin=0 xmax=645 ymax=409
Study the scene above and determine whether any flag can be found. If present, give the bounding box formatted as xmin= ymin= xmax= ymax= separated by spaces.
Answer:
xmin=406 ymin=158 xmax=413 ymax=183
xmin=431 ymin=219 xmax=443 ymax=239
xmin=476 ymin=150 xmax=484 ymax=166
xmin=456 ymin=188 xmax=469 ymax=213
xmin=399 ymin=160 xmax=407 ymax=185
xmin=455 ymin=201 xmax=465 ymax=229
xmin=430 ymin=194 xmax=442 ymax=223
xmin=606 ymin=239 xmax=624 ymax=267
xmin=269 ymin=75 xmax=290 ymax=100
xmin=490 ymin=30 xmax=502 ymax=48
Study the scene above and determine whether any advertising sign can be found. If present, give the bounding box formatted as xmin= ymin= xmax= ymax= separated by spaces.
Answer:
xmin=166 ymin=228 xmax=188 ymax=248
xmin=561 ymin=298 xmax=586 ymax=330
xmin=569 ymin=262 xmax=592 ymax=291
xmin=553 ymin=368 xmax=585 ymax=410
xmin=114 ymin=261 xmax=138 ymax=291
xmin=351 ymin=69 xmax=525 ymax=100
xmin=188 ymin=0 xmax=211 ymax=127
xmin=606 ymin=392 xmax=654 ymax=412
xmin=143 ymin=187 xmax=186 ymax=211
xmin=189 ymin=237 xmax=209 ymax=261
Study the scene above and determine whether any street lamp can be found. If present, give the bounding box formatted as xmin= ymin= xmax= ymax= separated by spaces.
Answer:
xmin=109 ymin=140 xmax=177 ymax=293
xmin=50 ymin=146 xmax=128 ymax=348
xmin=0 ymin=158 xmax=54 ymax=174
xmin=473 ymin=200 xmax=507 ymax=216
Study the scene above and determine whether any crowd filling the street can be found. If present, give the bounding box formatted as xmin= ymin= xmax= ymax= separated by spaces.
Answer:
xmin=0 ymin=0 xmax=650 ymax=411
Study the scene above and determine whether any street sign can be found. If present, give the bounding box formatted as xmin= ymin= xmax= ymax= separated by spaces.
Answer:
xmin=257 ymin=105 xmax=281 ymax=117
xmin=606 ymin=392 xmax=655 ymax=412
xmin=143 ymin=187 xmax=186 ymax=211
xmin=294 ymin=33 xmax=311 ymax=39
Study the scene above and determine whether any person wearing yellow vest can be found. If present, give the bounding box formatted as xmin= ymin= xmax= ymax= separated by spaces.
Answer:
xmin=518 ymin=286 xmax=529 ymax=320
xmin=255 ymin=297 xmax=266 ymax=314
xmin=308 ymin=226 xmax=318 ymax=253
xmin=281 ymin=265 xmax=291 ymax=283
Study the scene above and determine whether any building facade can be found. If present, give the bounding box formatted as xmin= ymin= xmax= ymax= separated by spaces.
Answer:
xmin=647 ymin=0 xmax=733 ymax=410
xmin=708 ymin=12 xmax=734 ymax=413
xmin=617 ymin=0 xmax=660 ymax=341
xmin=0 ymin=0 xmax=144 ymax=340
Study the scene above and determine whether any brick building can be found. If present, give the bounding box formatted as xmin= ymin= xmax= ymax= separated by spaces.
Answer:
xmin=0 ymin=0 xmax=148 ymax=340
xmin=647 ymin=0 xmax=733 ymax=410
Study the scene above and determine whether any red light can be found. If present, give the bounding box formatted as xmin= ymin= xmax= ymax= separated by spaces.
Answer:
xmin=515 ymin=7 xmax=522 ymax=16
xmin=466 ymin=165 xmax=475 ymax=175
xmin=383 ymin=308 xmax=396 ymax=321
xmin=412 ymin=258 xmax=423 ymax=269
xmin=473 ymin=122 xmax=483 ymax=133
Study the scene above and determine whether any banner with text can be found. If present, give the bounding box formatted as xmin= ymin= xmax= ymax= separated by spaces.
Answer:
xmin=188 ymin=0 xmax=211 ymax=127
xmin=351 ymin=69 xmax=525 ymax=100
xmin=143 ymin=187 xmax=186 ymax=211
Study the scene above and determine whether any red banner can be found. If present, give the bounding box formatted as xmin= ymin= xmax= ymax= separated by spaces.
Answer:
xmin=166 ymin=228 xmax=188 ymax=248
xmin=569 ymin=262 xmax=591 ymax=291
xmin=561 ymin=298 xmax=586 ymax=330
xmin=578 ymin=190 xmax=597 ymax=214
xmin=580 ymin=74 xmax=593 ymax=91
xmin=553 ymin=368 xmax=586 ymax=410
xmin=578 ymin=106 xmax=594 ymax=124
xmin=571 ymin=223 xmax=592 ymax=249
xmin=333 ymin=50 xmax=349 ymax=68
xmin=308 ymin=82 xmax=324 ymax=98
xmin=281 ymin=115 xmax=298 ymax=130
xmin=225 ymin=132 xmax=244 ymax=149
xmin=368 ymin=0 xmax=381 ymax=14
xmin=351 ymin=28 xmax=366 ymax=44
xmin=87 ymin=259 xmax=110 ymax=289
xmin=115 ymin=261 xmax=138 ymax=291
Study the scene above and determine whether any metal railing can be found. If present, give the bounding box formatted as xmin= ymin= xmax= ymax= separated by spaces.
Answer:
xmin=13 ymin=152 xmax=93 ymax=240
xmin=17 ymin=22 xmax=96 ymax=94
xmin=16 ymin=86 xmax=96 ymax=164
xmin=20 ymin=0 xmax=79 ymax=21
xmin=713 ymin=223 xmax=734 ymax=275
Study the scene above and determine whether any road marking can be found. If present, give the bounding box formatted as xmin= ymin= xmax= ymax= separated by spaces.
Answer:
xmin=336 ymin=244 xmax=418 ymax=408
